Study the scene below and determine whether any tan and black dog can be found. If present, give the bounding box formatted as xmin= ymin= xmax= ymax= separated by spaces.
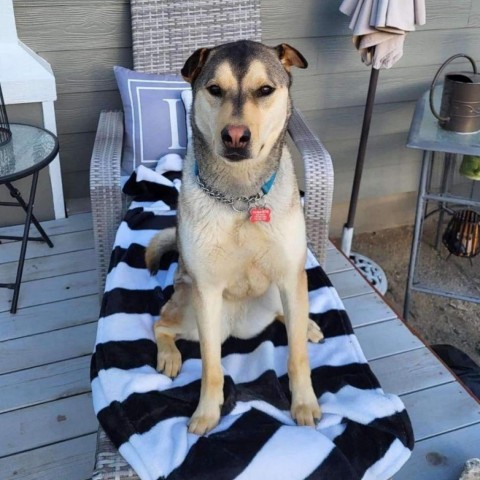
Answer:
xmin=145 ymin=40 xmax=323 ymax=435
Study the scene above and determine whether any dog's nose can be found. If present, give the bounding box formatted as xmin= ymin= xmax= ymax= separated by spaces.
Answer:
xmin=221 ymin=125 xmax=251 ymax=149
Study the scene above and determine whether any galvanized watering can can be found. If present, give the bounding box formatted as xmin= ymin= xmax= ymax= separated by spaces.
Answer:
xmin=430 ymin=54 xmax=480 ymax=133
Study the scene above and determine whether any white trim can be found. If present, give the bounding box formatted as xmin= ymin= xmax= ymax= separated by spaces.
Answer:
xmin=0 ymin=0 xmax=17 ymax=43
xmin=0 ymin=0 xmax=64 ymax=220
xmin=127 ymin=78 xmax=187 ymax=85
xmin=0 ymin=42 xmax=56 ymax=104
xmin=42 ymin=102 xmax=66 ymax=219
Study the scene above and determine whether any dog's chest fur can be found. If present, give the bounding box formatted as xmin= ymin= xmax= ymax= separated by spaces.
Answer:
xmin=221 ymin=219 xmax=282 ymax=300
xmin=178 ymin=153 xmax=306 ymax=302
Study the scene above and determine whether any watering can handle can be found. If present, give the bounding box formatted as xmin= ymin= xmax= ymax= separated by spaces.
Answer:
xmin=429 ymin=53 xmax=478 ymax=122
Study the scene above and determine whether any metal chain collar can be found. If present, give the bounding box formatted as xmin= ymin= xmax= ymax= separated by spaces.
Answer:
xmin=196 ymin=175 xmax=266 ymax=212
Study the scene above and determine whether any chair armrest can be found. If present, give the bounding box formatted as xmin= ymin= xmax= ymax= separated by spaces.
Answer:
xmin=288 ymin=107 xmax=334 ymax=267
xmin=90 ymin=110 xmax=125 ymax=297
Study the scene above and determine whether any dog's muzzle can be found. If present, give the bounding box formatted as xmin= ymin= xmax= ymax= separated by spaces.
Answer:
xmin=221 ymin=124 xmax=251 ymax=161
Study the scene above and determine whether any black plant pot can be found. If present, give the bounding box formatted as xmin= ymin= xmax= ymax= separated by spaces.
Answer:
xmin=443 ymin=209 xmax=480 ymax=258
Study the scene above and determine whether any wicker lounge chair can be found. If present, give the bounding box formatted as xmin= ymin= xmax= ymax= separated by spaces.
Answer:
xmin=89 ymin=1 xmax=333 ymax=478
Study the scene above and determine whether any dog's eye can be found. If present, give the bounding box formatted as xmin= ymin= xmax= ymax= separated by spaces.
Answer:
xmin=257 ymin=86 xmax=275 ymax=97
xmin=207 ymin=85 xmax=222 ymax=97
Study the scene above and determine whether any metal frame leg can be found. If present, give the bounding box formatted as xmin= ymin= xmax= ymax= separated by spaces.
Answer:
xmin=434 ymin=152 xmax=454 ymax=250
xmin=1 ymin=172 xmax=53 ymax=313
xmin=404 ymin=150 xmax=432 ymax=320
xmin=4 ymin=181 xmax=54 ymax=247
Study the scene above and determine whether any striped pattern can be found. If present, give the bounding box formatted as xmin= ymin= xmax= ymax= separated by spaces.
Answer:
xmin=91 ymin=188 xmax=413 ymax=480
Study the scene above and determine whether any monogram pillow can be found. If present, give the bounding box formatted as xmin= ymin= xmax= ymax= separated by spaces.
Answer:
xmin=114 ymin=66 xmax=191 ymax=176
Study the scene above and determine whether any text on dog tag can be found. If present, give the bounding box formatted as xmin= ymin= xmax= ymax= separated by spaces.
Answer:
xmin=249 ymin=207 xmax=271 ymax=223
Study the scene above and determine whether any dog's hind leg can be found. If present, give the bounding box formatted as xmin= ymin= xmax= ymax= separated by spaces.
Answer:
xmin=155 ymin=328 xmax=182 ymax=378
xmin=276 ymin=315 xmax=324 ymax=344
xmin=278 ymin=269 xmax=322 ymax=427
xmin=154 ymin=289 xmax=186 ymax=378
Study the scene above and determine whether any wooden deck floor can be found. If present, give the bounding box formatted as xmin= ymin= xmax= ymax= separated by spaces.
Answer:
xmin=0 ymin=212 xmax=479 ymax=479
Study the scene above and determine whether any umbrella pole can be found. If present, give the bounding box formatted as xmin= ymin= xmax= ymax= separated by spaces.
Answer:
xmin=341 ymin=66 xmax=380 ymax=257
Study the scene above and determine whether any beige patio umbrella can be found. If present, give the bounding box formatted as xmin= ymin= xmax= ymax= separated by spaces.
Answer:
xmin=340 ymin=0 xmax=426 ymax=70
xmin=338 ymin=0 xmax=426 ymax=293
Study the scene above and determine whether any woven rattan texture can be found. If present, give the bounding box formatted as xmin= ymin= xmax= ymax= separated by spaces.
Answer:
xmin=92 ymin=428 xmax=140 ymax=480
xmin=90 ymin=111 xmax=124 ymax=295
xmin=288 ymin=108 xmax=334 ymax=266
xmin=132 ymin=0 xmax=262 ymax=74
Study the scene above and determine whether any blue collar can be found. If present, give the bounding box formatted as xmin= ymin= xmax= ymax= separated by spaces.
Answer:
xmin=260 ymin=170 xmax=277 ymax=195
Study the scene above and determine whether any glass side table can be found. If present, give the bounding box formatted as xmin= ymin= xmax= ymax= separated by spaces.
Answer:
xmin=404 ymin=89 xmax=480 ymax=320
xmin=0 ymin=124 xmax=59 ymax=313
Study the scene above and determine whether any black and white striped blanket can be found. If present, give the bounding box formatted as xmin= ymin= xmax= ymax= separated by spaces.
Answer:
xmin=91 ymin=168 xmax=413 ymax=480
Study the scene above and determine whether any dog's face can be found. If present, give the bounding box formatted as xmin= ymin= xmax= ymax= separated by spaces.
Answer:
xmin=182 ymin=41 xmax=307 ymax=163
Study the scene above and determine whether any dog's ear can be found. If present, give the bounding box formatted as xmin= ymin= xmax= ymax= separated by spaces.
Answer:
xmin=275 ymin=43 xmax=308 ymax=71
xmin=181 ymin=47 xmax=211 ymax=84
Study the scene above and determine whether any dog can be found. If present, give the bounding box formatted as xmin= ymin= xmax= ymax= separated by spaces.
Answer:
xmin=145 ymin=40 xmax=323 ymax=435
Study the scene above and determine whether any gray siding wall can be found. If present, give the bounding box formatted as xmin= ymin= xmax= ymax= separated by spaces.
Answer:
xmin=11 ymin=0 xmax=480 ymax=232
xmin=12 ymin=0 xmax=132 ymax=202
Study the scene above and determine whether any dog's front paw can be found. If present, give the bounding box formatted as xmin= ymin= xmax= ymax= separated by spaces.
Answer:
xmin=291 ymin=391 xmax=322 ymax=427
xmin=188 ymin=404 xmax=222 ymax=435
xmin=157 ymin=344 xmax=182 ymax=378
xmin=307 ymin=319 xmax=324 ymax=343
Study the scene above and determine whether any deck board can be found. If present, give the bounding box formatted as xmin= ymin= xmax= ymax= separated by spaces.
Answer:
xmin=0 ymin=294 xmax=99 ymax=341
xmin=0 ymin=434 xmax=96 ymax=480
xmin=0 ymin=356 xmax=91 ymax=414
xmin=0 ymin=249 xmax=96 ymax=283
xmin=0 ymin=322 xmax=97 ymax=375
xmin=0 ymin=212 xmax=93 ymax=240
xmin=354 ymin=318 xmax=424 ymax=361
xmin=0 ymin=269 xmax=98 ymax=312
xmin=0 ymin=393 xmax=97 ymax=458
xmin=395 ymin=423 xmax=480 ymax=480
xmin=0 ymin=214 xmax=479 ymax=479
xmin=323 ymin=246 xmax=353 ymax=275
xmin=401 ymin=382 xmax=480 ymax=442
xmin=0 ymin=213 xmax=99 ymax=480
xmin=369 ymin=347 xmax=454 ymax=397
xmin=342 ymin=292 xmax=397 ymax=328
xmin=328 ymin=268 xmax=373 ymax=299
xmin=0 ymin=230 xmax=94 ymax=264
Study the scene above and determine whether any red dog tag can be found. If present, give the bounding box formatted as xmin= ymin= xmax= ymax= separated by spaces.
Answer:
xmin=249 ymin=207 xmax=271 ymax=223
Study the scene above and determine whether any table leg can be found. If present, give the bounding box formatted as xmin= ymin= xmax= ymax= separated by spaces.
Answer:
xmin=434 ymin=153 xmax=454 ymax=250
xmin=6 ymin=181 xmax=54 ymax=248
xmin=9 ymin=172 xmax=47 ymax=313
xmin=404 ymin=150 xmax=432 ymax=320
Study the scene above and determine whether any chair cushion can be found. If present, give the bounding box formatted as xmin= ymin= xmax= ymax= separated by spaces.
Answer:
xmin=114 ymin=66 xmax=190 ymax=175
xmin=91 ymin=168 xmax=414 ymax=480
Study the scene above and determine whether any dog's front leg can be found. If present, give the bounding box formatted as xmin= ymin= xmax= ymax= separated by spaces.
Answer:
xmin=188 ymin=282 xmax=224 ymax=435
xmin=279 ymin=269 xmax=321 ymax=426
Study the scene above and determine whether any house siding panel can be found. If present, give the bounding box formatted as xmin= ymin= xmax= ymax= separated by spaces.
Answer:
xmin=10 ymin=0 xmax=479 ymax=232
xmin=11 ymin=1 xmax=131 ymax=203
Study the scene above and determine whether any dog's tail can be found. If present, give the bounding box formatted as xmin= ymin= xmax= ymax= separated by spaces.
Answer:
xmin=145 ymin=227 xmax=177 ymax=275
